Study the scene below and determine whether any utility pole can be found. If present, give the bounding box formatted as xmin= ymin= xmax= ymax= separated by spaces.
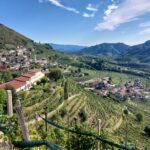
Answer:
xmin=97 ymin=119 xmax=101 ymax=150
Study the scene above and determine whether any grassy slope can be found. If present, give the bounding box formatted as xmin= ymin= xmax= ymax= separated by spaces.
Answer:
xmin=0 ymin=24 xmax=33 ymax=50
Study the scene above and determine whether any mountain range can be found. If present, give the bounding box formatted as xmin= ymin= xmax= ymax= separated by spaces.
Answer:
xmin=0 ymin=23 xmax=150 ymax=63
xmin=79 ymin=43 xmax=130 ymax=56
xmin=78 ymin=41 xmax=150 ymax=63
xmin=50 ymin=43 xmax=87 ymax=53
xmin=125 ymin=40 xmax=150 ymax=63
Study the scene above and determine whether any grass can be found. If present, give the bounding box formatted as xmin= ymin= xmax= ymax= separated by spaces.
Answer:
xmin=75 ymin=69 xmax=150 ymax=85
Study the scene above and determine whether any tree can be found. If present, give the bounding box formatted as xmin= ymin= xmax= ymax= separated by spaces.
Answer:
xmin=64 ymin=81 xmax=68 ymax=100
xmin=136 ymin=113 xmax=143 ymax=122
xmin=40 ymin=77 xmax=48 ymax=88
xmin=48 ymin=69 xmax=63 ymax=81
xmin=0 ymin=90 xmax=6 ymax=114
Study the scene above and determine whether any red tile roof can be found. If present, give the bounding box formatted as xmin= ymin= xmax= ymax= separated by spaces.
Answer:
xmin=0 ymin=83 xmax=7 ymax=89
xmin=22 ymin=73 xmax=33 ymax=78
xmin=15 ymin=76 xmax=29 ymax=82
xmin=8 ymin=80 xmax=26 ymax=90
xmin=0 ymin=80 xmax=26 ymax=90
xmin=28 ymin=69 xmax=40 ymax=74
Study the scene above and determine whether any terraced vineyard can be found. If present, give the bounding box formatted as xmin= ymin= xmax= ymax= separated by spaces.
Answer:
xmin=16 ymin=77 xmax=150 ymax=149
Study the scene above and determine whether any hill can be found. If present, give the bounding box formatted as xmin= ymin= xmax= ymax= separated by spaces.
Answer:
xmin=79 ymin=43 xmax=130 ymax=56
xmin=50 ymin=43 xmax=87 ymax=53
xmin=0 ymin=24 xmax=33 ymax=50
xmin=125 ymin=40 xmax=150 ymax=63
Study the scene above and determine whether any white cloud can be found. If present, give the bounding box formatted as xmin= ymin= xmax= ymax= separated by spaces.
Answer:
xmin=95 ymin=0 xmax=150 ymax=31
xmin=86 ymin=3 xmax=98 ymax=12
xmin=83 ymin=12 xmax=95 ymax=18
xmin=46 ymin=0 xmax=79 ymax=14
xmin=139 ymin=27 xmax=150 ymax=35
xmin=104 ymin=4 xmax=118 ymax=20
xmin=83 ymin=3 xmax=98 ymax=18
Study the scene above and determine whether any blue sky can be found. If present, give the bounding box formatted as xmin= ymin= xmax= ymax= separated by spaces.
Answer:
xmin=0 ymin=0 xmax=150 ymax=46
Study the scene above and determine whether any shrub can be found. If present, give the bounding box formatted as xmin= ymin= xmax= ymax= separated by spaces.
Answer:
xmin=136 ymin=113 xmax=143 ymax=122
xmin=144 ymin=126 xmax=150 ymax=136
xmin=48 ymin=69 xmax=63 ymax=81
xmin=123 ymin=109 xmax=129 ymax=115
xmin=40 ymin=77 xmax=48 ymax=84
xmin=60 ymin=108 xmax=67 ymax=118
xmin=78 ymin=109 xmax=87 ymax=122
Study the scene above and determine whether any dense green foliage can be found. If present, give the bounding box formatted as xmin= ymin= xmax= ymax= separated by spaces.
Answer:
xmin=135 ymin=113 xmax=143 ymax=122
xmin=67 ymin=125 xmax=96 ymax=150
xmin=0 ymin=89 xmax=6 ymax=114
xmin=48 ymin=69 xmax=63 ymax=81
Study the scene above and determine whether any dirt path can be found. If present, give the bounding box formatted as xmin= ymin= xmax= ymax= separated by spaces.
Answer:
xmin=27 ymin=94 xmax=80 ymax=125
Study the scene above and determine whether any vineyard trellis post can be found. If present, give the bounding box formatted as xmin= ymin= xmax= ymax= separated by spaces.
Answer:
xmin=44 ymin=106 xmax=48 ymax=150
xmin=125 ymin=120 xmax=128 ymax=148
xmin=15 ymin=100 xmax=30 ymax=141
xmin=97 ymin=119 xmax=101 ymax=150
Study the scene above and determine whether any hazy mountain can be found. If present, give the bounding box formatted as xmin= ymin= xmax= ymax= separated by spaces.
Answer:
xmin=79 ymin=43 xmax=130 ymax=56
xmin=50 ymin=43 xmax=87 ymax=53
xmin=0 ymin=24 xmax=33 ymax=50
xmin=125 ymin=40 xmax=150 ymax=62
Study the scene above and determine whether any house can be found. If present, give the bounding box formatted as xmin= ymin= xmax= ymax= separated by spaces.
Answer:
xmin=0 ymin=69 xmax=45 ymax=92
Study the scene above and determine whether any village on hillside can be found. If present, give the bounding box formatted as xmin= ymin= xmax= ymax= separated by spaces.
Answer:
xmin=0 ymin=47 xmax=48 ymax=70
xmin=79 ymin=77 xmax=150 ymax=101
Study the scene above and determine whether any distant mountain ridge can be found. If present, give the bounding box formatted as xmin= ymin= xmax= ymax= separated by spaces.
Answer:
xmin=79 ymin=43 xmax=130 ymax=56
xmin=50 ymin=43 xmax=87 ymax=53
xmin=125 ymin=40 xmax=150 ymax=62
xmin=1 ymin=23 xmax=150 ymax=63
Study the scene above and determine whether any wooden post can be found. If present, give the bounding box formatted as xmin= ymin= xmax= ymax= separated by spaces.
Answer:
xmin=6 ymin=90 xmax=13 ymax=117
xmin=125 ymin=122 xmax=128 ymax=148
xmin=44 ymin=106 xmax=48 ymax=150
xmin=67 ymin=114 xmax=70 ymax=150
xmin=15 ymin=100 xmax=30 ymax=141
xmin=97 ymin=119 xmax=101 ymax=150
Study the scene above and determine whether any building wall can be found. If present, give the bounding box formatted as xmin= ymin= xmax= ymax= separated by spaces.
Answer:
xmin=15 ymin=71 xmax=45 ymax=92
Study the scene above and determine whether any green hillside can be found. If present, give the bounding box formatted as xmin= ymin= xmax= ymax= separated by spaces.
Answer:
xmin=0 ymin=24 xmax=33 ymax=50
xmin=79 ymin=43 xmax=129 ymax=56
xmin=125 ymin=40 xmax=150 ymax=63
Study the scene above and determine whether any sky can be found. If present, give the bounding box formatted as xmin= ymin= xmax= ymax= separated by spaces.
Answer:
xmin=0 ymin=0 xmax=150 ymax=46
